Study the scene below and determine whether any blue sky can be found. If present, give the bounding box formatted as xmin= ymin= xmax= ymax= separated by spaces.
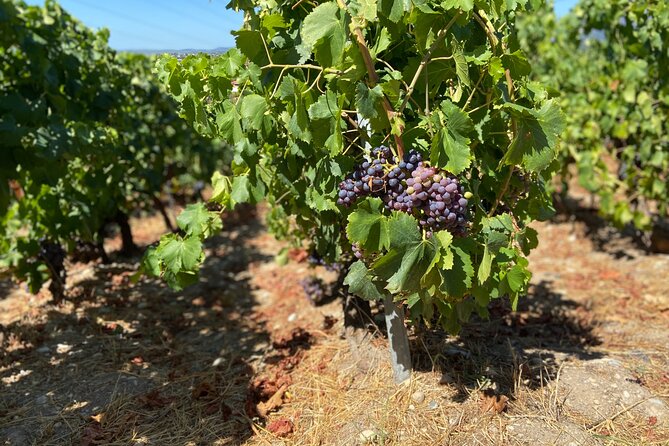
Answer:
xmin=554 ymin=0 xmax=578 ymax=17
xmin=25 ymin=0 xmax=579 ymax=51
xmin=26 ymin=0 xmax=243 ymax=50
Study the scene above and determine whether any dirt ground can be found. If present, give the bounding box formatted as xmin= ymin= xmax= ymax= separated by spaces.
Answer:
xmin=1 ymin=202 xmax=668 ymax=446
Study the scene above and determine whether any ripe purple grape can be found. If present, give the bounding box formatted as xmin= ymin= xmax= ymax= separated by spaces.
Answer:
xmin=337 ymin=147 xmax=469 ymax=236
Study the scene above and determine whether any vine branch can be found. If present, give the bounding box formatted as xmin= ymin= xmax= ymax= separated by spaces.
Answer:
xmin=337 ymin=0 xmax=405 ymax=158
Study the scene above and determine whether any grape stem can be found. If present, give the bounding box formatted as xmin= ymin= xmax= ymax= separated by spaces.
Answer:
xmin=487 ymin=167 xmax=513 ymax=217
xmin=336 ymin=0 xmax=405 ymax=159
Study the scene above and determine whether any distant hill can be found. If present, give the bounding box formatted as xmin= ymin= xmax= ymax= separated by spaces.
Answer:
xmin=124 ymin=47 xmax=231 ymax=56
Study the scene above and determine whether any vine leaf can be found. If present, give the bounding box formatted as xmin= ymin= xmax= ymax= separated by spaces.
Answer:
xmin=452 ymin=40 xmax=471 ymax=87
xmin=348 ymin=0 xmax=378 ymax=22
xmin=240 ymin=94 xmax=268 ymax=130
xmin=430 ymin=101 xmax=474 ymax=174
xmin=157 ymin=234 xmax=204 ymax=274
xmin=346 ymin=198 xmax=391 ymax=252
xmin=355 ymin=83 xmax=384 ymax=121
xmin=378 ymin=0 xmax=409 ymax=23
xmin=501 ymin=100 xmax=565 ymax=172
xmin=440 ymin=240 xmax=474 ymax=298
xmin=506 ymin=264 xmax=530 ymax=293
xmin=177 ymin=203 xmax=221 ymax=238
xmin=442 ymin=0 xmax=474 ymax=12
xmin=501 ymin=50 xmax=531 ymax=78
xmin=344 ymin=260 xmax=387 ymax=301
xmin=300 ymin=2 xmax=347 ymax=67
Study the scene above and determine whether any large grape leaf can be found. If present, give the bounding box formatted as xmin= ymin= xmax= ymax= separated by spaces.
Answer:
xmin=177 ymin=203 xmax=221 ymax=237
xmin=430 ymin=101 xmax=474 ymax=174
xmin=157 ymin=234 xmax=204 ymax=274
xmin=501 ymin=100 xmax=565 ymax=172
xmin=439 ymin=239 xmax=474 ymax=298
xmin=344 ymin=260 xmax=387 ymax=301
xmin=300 ymin=2 xmax=347 ymax=67
xmin=346 ymin=198 xmax=391 ymax=252
xmin=371 ymin=214 xmax=438 ymax=294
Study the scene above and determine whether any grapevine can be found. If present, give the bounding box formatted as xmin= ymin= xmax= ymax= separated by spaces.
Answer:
xmin=0 ymin=0 xmax=229 ymax=297
xmin=518 ymin=0 xmax=669 ymax=232
xmin=147 ymin=0 xmax=565 ymax=382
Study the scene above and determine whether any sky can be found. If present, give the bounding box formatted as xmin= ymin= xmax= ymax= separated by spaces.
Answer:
xmin=25 ymin=0 xmax=579 ymax=51
xmin=25 ymin=0 xmax=243 ymax=51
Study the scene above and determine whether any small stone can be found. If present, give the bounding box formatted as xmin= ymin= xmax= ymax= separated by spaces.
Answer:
xmin=359 ymin=429 xmax=377 ymax=443
xmin=35 ymin=395 xmax=47 ymax=405
xmin=411 ymin=391 xmax=425 ymax=403
xmin=287 ymin=313 xmax=297 ymax=322
xmin=36 ymin=346 xmax=50 ymax=354
xmin=427 ymin=400 xmax=439 ymax=410
xmin=56 ymin=343 xmax=72 ymax=354
xmin=212 ymin=357 xmax=224 ymax=367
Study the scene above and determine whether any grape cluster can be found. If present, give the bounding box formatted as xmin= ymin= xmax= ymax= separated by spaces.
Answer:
xmin=38 ymin=239 xmax=65 ymax=272
xmin=299 ymin=276 xmax=329 ymax=304
xmin=338 ymin=146 xmax=470 ymax=237
xmin=351 ymin=242 xmax=364 ymax=259
xmin=337 ymin=146 xmax=399 ymax=206
xmin=307 ymin=252 xmax=345 ymax=273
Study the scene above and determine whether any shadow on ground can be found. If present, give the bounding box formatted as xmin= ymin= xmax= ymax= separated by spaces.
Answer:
xmin=410 ymin=280 xmax=604 ymax=403
xmin=552 ymin=193 xmax=649 ymax=259
xmin=0 ymin=211 xmax=271 ymax=445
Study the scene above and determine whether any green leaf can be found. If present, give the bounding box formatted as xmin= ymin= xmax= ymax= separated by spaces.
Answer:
xmin=157 ymin=235 xmax=204 ymax=274
xmin=233 ymin=30 xmax=269 ymax=66
xmin=308 ymin=90 xmax=341 ymax=120
xmin=355 ymin=83 xmax=384 ymax=120
xmin=506 ymin=264 xmax=530 ymax=293
xmin=344 ymin=260 xmax=387 ymax=301
xmin=211 ymin=48 xmax=244 ymax=77
xmin=240 ymin=94 xmax=268 ymax=130
xmin=301 ymin=2 xmax=347 ymax=67
xmin=378 ymin=0 xmax=407 ymax=22
xmin=452 ymin=39 xmax=470 ymax=87
xmin=346 ymin=198 xmax=390 ymax=252
xmin=501 ymin=100 xmax=565 ymax=172
xmin=430 ymin=101 xmax=474 ymax=174
xmin=501 ymin=50 xmax=531 ymax=78
xmin=177 ymin=203 xmax=212 ymax=237
xmin=210 ymin=171 xmax=233 ymax=207
xmin=387 ymin=211 xmax=421 ymax=248
xmin=231 ymin=176 xmax=251 ymax=203
xmin=478 ymin=245 xmax=493 ymax=284
xmin=373 ymin=240 xmax=437 ymax=294
xmin=440 ymin=241 xmax=473 ymax=298
xmin=441 ymin=0 xmax=474 ymax=12
xmin=140 ymin=246 xmax=161 ymax=277
xmin=216 ymin=100 xmax=243 ymax=143
xmin=349 ymin=0 xmax=378 ymax=22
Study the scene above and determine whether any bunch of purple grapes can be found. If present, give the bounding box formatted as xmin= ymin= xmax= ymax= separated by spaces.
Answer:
xmin=337 ymin=146 xmax=469 ymax=237
xmin=337 ymin=146 xmax=400 ymax=206
xmin=300 ymin=275 xmax=329 ymax=304
xmin=307 ymin=251 xmax=345 ymax=273
xmin=38 ymin=239 xmax=65 ymax=272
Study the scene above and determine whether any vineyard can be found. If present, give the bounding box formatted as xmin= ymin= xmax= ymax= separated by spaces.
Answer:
xmin=1 ymin=0 xmax=668 ymax=445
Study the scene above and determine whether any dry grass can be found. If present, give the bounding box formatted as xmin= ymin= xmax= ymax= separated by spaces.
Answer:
xmin=2 ymin=205 xmax=669 ymax=445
